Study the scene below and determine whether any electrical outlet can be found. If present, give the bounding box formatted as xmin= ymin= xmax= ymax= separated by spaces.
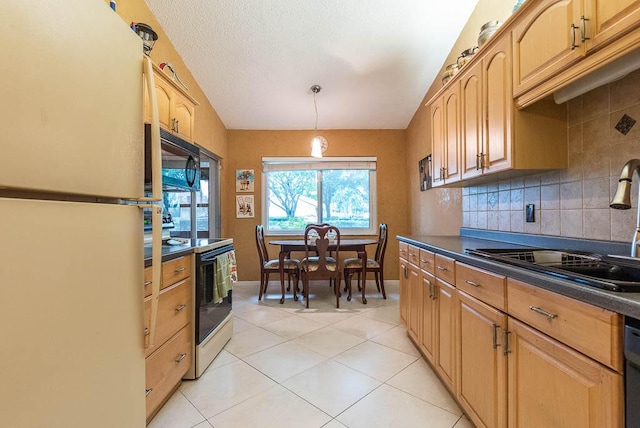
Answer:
xmin=526 ymin=204 xmax=535 ymax=223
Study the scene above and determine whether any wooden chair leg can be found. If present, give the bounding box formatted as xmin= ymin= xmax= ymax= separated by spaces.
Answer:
xmin=346 ymin=271 xmax=352 ymax=301
xmin=304 ymin=276 xmax=310 ymax=308
xmin=335 ymin=273 xmax=341 ymax=308
xmin=379 ymin=268 xmax=386 ymax=299
xmin=258 ymin=272 xmax=264 ymax=301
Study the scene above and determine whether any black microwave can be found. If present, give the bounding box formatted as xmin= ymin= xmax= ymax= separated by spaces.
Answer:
xmin=145 ymin=124 xmax=201 ymax=192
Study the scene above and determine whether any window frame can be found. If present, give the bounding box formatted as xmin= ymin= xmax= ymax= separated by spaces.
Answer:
xmin=261 ymin=156 xmax=378 ymax=236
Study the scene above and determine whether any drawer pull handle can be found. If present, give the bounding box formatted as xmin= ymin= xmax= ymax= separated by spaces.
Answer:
xmin=436 ymin=265 xmax=447 ymax=271
xmin=175 ymin=304 xmax=187 ymax=312
xmin=174 ymin=266 xmax=186 ymax=274
xmin=570 ymin=23 xmax=579 ymax=50
xmin=425 ymin=279 xmax=433 ymax=298
xmin=145 ymin=388 xmax=153 ymax=396
xmin=175 ymin=353 xmax=187 ymax=363
xmin=529 ymin=306 xmax=557 ymax=319
xmin=431 ymin=283 xmax=437 ymax=301
xmin=492 ymin=323 xmax=500 ymax=349
xmin=144 ymin=280 xmax=152 ymax=286
xmin=503 ymin=330 xmax=511 ymax=356
xmin=465 ymin=280 xmax=480 ymax=287
xmin=144 ymin=328 xmax=150 ymax=336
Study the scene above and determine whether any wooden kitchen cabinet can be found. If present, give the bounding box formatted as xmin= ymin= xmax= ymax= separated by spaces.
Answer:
xmin=584 ymin=0 xmax=640 ymax=51
xmin=507 ymin=318 xmax=623 ymax=428
xmin=399 ymin=252 xmax=409 ymax=327
xmin=408 ymin=262 xmax=422 ymax=344
xmin=144 ymin=63 xmax=198 ymax=142
xmin=435 ymin=278 xmax=457 ymax=393
xmin=144 ymin=255 xmax=193 ymax=423
xmin=512 ymin=0 xmax=585 ymax=97
xmin=420 ymin=271 xmax=437 ymax=363
xmin=431 ymin=83 xmax=461 ymax=187
xmin=465 ymin=34 xmax=567 ymax=181
xmin=457 ymin=290 xmax=508 ymax=428
xmin=508 ymin=278 xmax=623 ymax=372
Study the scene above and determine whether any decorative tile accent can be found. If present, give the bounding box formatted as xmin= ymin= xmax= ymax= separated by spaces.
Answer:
xmin=615 ymin=114 xmax=636 ymax=135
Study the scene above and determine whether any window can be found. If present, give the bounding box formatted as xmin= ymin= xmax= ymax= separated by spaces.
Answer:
xmin=262 ymin=157 xmax=377 ymax=235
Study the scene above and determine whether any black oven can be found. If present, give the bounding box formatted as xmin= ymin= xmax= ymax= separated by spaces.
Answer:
xmin=195 ymin=244 xmax=234 ymax=344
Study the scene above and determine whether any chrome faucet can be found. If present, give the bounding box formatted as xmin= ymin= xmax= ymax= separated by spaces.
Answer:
xmin=611 ymin=159 xmax=640 ymax=257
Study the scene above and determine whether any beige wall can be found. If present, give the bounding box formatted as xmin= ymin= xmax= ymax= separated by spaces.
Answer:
xmin=462 ymin=69 xmax=640 ymax=242
xmin=106 ymin=0 xmax=231 ymax=235
xmin=226 ymin=130 xmax=409 ymax=281
xmin=405 ymin=0 xmax=514 ymax=236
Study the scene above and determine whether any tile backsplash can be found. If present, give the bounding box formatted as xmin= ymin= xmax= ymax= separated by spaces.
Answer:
xmin=463 ymin=69 xmax=640 ymax=243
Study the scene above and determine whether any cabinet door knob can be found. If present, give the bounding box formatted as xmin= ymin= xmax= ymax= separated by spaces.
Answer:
xmin=145 ymin=388 xmax=153 ymax=396
xmin=175 ymin=353 xmax=187 ymax=363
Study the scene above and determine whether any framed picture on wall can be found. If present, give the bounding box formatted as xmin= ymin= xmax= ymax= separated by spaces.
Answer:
xmin=236 ymin=195 xmax=255 ymax=218
xmin=235 ymin=169 xmax=254 ymax=192
xmin=419 ymin=155 xmax=432 ymax=191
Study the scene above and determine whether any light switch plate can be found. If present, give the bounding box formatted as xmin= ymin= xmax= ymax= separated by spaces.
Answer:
xmin=526 ymin=204 xmax=535 ymax=223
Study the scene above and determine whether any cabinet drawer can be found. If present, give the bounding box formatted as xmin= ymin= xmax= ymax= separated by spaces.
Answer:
xmin=144 ymin=279 xmax=192 ymax=357
xmin=144 ymin=266 xmax=153 ymax=298
xmin=162 ymin=256 xmax=191 ymax=289
xmin=399 ymin=242 xmax=409 ymax=261
xmin=434 ymin=254 xmax=455 ymax=284
xmin=456 ymin=263 xmax=506 ymax=311
xmin=145 ymin=324 xmax=192 ymax=420
xmin=419 ymin=249 xmax=435 ymax=274
xmin=507 ymin=279 xmax=623 ymax=372
xmin=407 ymin=245 xmax=420 ymax=266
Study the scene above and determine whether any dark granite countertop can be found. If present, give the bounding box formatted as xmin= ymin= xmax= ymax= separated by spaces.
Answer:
xmin=397 ymin=229 xmax=640 ymax=319
xmin=144 ymin=238 xmax=233 ymax=267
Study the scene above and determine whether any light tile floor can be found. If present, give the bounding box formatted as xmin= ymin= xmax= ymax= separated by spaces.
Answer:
xmin=149 ymin=281 xmax=474 ymax=428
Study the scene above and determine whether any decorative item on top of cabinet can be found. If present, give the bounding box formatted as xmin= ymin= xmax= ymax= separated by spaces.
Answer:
xmin=144 ymin=62 xmax=198 ymax=142
xmin=143 ymin=255 xmax=193 ymax=424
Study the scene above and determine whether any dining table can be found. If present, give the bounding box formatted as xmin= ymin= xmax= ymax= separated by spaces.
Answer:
xmin=269 ymin=238 xmax=378 ymax=304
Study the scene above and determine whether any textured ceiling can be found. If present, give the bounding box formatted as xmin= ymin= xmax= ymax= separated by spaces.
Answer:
xmin=145 ymin=0 xmax=480 ymax=130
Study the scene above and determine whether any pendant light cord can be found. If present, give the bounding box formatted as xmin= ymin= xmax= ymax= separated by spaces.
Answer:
xmin=313 ymin=91 xmax=319 ymax=130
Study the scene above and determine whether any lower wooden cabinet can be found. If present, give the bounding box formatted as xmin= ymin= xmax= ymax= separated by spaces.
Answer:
xmin=420 ymin=271 xmax=437 ymax=363
xmin=408 ymin=264 xmax=422 ymax=343
xmin=145 ymin=325 xmax=192 ymax=419
xmin=457 ymin=290 xmax=507 ymax=428
xmin=508 ymin=318 xmax=623 ymax=428
xmin=398 ymin=243 xmax=624 ymax=428
xmin=435 ymin=278 xmax=456 ymax=393
xmin=399 ymin=257 xmax=409 ymax=327
xmin=144 ymin=256 xmax=193 ymax=424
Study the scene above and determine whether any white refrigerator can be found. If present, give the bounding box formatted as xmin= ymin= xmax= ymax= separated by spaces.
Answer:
xmin=0 ymin=1 xmax=162 ymax=426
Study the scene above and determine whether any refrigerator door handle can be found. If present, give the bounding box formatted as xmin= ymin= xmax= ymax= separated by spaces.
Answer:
xmin=140 ymin=204 xmax=162 ymax=348
xmin=143 ymin=55 xmax=162 ymax=202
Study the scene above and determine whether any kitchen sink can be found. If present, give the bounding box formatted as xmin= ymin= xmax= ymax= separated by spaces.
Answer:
xmin=465 ymin=248 xmax=640 ymax=292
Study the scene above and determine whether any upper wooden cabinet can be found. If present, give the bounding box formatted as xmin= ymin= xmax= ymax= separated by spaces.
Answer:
xmin=512 ymin=0 xmax=585 ymax=97
xmin=584 ymin=0 xmax=640 ymax=52
xmin=512 ymin=0 xmax=640 ymax=106
xmin=431 ymin=83 xmax=461 ymax=187
xmin=435 ymin=33 xmax=568 ymax=185
xmin=144 ymin=63 xmax=198 ymax=142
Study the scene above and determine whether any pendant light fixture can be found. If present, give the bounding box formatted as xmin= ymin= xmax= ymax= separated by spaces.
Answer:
xmin=310 ymin=85 xmax=328 ymax=158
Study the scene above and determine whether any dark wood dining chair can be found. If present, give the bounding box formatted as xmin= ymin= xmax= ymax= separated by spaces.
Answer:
xmin=343 ymin=223 xmax=388 ymax=301
xmin=255 ymin=225 xmax=300 ymax=301
xmin=298 ymin=224 xmax=341 ymax=308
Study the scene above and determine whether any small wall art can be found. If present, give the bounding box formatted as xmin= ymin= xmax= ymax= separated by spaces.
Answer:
xmin=236 ymin=195 xmax=255 ymax=218
xmin=419 ymin=155 xmax=432 ymax=191
xmin=235 ymin=169 xmax=254 ymax=192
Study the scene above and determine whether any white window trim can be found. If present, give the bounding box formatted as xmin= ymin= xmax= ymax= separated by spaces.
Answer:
xmin=261 ymin=157 xmax=377 ymax=236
